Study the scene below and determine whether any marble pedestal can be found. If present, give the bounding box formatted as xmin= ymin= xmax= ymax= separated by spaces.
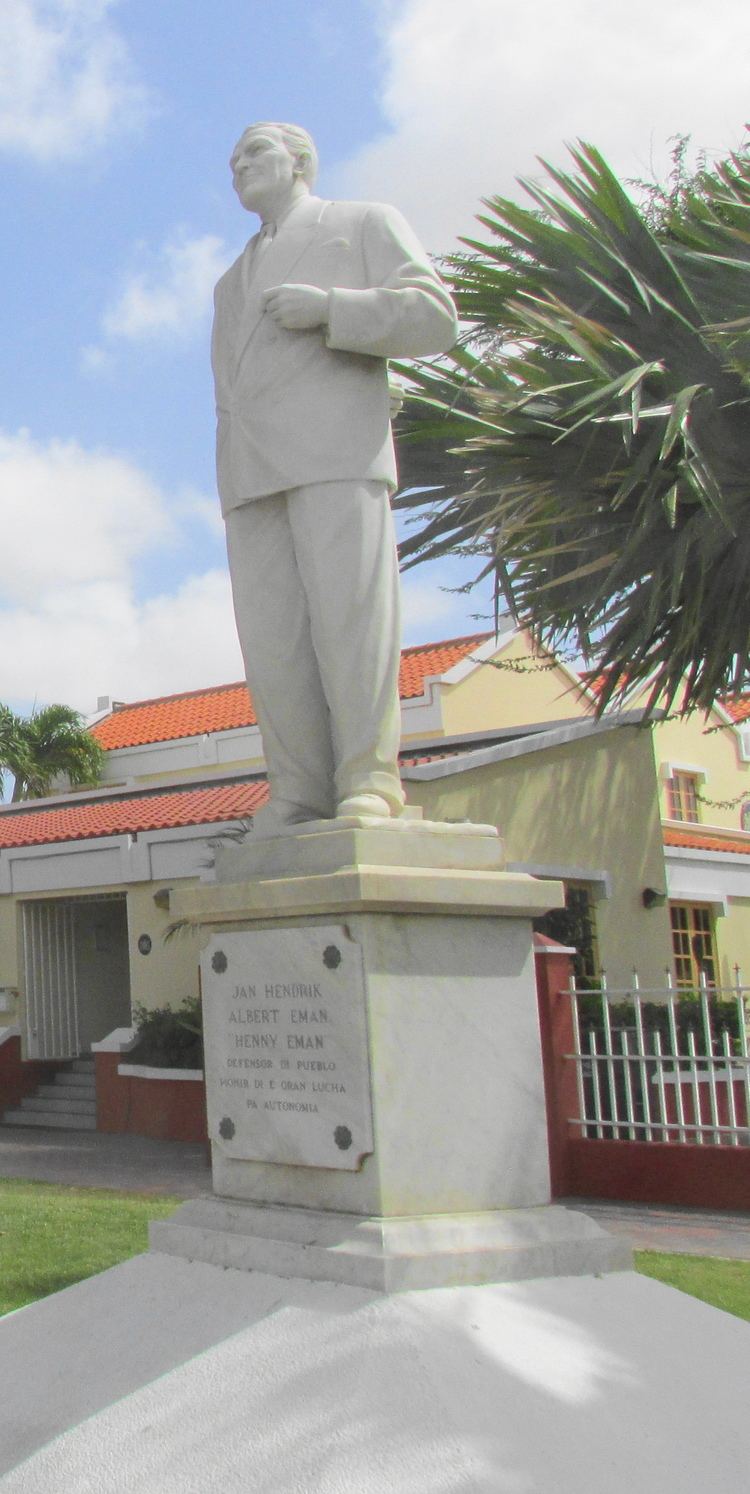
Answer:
xmin=155 ymin=817 xmax=630 ymax=1287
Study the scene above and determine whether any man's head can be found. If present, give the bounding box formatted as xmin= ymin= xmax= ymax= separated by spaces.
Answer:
xmin=230 ymin=122 xmax=318 ymax=219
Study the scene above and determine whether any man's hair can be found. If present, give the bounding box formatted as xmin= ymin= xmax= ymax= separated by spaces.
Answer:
xmin=246 ymin=122 xmax=318 ymax=186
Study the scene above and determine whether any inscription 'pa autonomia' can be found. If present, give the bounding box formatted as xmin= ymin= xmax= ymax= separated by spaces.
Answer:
xmin=202 ymin=925 xmax=373 ymax=1170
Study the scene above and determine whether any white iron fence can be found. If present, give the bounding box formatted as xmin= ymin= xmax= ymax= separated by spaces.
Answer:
xmin=566 ymin=971 xmax=750 ymax=1147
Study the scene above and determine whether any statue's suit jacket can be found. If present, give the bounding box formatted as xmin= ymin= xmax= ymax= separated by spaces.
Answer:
xmin=211 ymin=194 xmax=458 ymax=512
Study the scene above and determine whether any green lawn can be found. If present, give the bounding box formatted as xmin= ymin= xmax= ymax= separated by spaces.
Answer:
xmin=634 ymin=1249 xmax=750 ymax=1322
xmin=0 ymin=1178 xmax=182 ymax=1317
xmin=1 ymin=1178 xmax=749 ymax=1324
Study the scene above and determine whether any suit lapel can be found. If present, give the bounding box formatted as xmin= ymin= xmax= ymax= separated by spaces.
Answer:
xmin=233 ymin=199 xmax=331 ymax=376
xmin=240 ymin=232 xmax=261 ymax=301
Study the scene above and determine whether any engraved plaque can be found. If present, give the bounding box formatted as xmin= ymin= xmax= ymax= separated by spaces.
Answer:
xmin=202 ymin=924 xmax=374 ymax=1170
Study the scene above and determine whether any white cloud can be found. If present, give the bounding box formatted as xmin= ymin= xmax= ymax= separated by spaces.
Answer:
xmin=0 ymin=0 xmax=152 ymax=161
xmin=0 ymin=571 xmax=243 ymax=713
xmin=99 ymin=231 xmax=232 ymax=344
xmin=132 ymin=571 xmax=243 ymax=694
xmin=0 ymin=429 xmax=169 ymax=603
xmin=0 ymin=429 xmax=242 ymax=712
xmin=334 ymin=0 xmax=750 ymax=250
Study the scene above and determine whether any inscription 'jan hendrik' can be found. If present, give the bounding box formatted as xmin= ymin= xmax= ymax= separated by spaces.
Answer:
xmin=232 ymin=982 xmax=323 ymax=1001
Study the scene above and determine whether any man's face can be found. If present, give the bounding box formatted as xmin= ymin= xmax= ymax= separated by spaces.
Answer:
xmin=230 ymin=127 xmax=298 ymax=214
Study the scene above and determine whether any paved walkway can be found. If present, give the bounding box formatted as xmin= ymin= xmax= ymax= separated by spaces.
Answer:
xmin=1 ymin=1126 xmax=748 ymax=1259
xmin=563 ymin=1197 xmax=750 ymax=1260
xmin=0 ymin=1126 xmax=210 ymax=1198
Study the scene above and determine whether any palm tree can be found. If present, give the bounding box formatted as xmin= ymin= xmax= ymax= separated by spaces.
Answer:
xmin=1 ymin=704 xmax=104 ymax=801
xmin=0 ymin=706 xmax=29 ymax=800
xmin=394 ymin=139 xmax=750 ymax=715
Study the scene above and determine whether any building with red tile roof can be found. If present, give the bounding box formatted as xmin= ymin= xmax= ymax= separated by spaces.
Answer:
xmin=1 ymin=625 xmax=749 ymax=1099
xmin=0 ymin=780 xmax=269 ymax=851
xmin=92 ymin=683 xmax=259 ymax=750
xmin=91 ymin=632 xmax=494 ymax=752
xmin=87 ymin=626 xmax=591 ymax=798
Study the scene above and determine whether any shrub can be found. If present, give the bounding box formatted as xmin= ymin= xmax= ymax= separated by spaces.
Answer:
xmin=576 ymin=993 xmax=743 ymax=1055
xmin=129 ymin=996 xmax=203 ymax=1070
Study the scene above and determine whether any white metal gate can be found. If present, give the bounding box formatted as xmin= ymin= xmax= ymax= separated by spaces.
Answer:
xmin=21 ymin=901 xmax=80 ymax=1060
xmin=566 ymin=971 xmax=750 ymax=1147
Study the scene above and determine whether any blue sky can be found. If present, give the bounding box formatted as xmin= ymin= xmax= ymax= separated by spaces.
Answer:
xmin=1 ymin=0 xmax=748 ymax=716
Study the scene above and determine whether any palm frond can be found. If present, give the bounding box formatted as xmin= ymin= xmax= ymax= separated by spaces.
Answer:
xmin=395 ymin=138 xmax=750 ymax=715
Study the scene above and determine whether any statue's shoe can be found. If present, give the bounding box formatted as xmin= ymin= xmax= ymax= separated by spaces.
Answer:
xmin=336 ymin=793 xmax=393 ymax=819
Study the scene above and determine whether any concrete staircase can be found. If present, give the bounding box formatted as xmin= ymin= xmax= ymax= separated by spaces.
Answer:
xmin=1 ymin=1058 xmax=97 ymax=1131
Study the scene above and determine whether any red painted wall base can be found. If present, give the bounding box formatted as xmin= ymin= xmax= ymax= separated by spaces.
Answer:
xmin=566 ymin=1138 xmax=750 ymax=1212
xmin=535 ymin=946 xmax=750 ymax=1212
xmin=96 ymin=1051 xmax=208 ymax=1144
xmin=0 ymin=1035 xmax=63 ymax=1114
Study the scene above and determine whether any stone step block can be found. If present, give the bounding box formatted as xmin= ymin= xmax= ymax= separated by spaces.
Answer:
xmin=54 ymin=1072 xmax=96 ymax=1090
xmin=1 ymin=1109 xmax=97 ymax=1131
xmin=37 ymin=1083 xmax=95 ymax=1102
xmin=23 ymin=1096 xmax=97 ymax=1115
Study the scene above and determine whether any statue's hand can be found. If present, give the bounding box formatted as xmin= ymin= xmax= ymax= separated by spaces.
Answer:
xmin=263 ymin=284 xmax=329 ymax=330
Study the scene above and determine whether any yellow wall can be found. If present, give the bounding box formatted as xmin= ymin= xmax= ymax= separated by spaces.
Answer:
xmin=407 ymin=723 xmax=672 ymax=989
xmin=439 ymin=631 xmax=593 ymax=738
xmin=652 ymin=708 xmax=749 ymax=831
xmin=0 ymin=899 xmax=19 ymax=988
xmin=0 ymin=898 xmax=20 ymax=1030
xmin=125 ymin=883 xmax=201 ymax=1014
xmin=713 ymin=898 xmax=750 ymax=988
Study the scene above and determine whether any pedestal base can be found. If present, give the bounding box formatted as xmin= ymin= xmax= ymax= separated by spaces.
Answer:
xmin=150 ymin=1198 xmax=631 ymax=1292
xmin=163 ymin=818 xmax=619 ymax=1292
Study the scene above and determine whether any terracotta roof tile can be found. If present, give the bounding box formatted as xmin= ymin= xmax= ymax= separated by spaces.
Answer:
xmin=0 ymin=781 xmax=269 ymax=850
xmin=92 ymin=633 xmax=494 ymax=751
xmin=92 ymin=683 xmax=258 ymax=750
xmin=663 ymin=825 xmax=750 ymax=856
xmin=722 ymin=696 xmax=750 ymax=724
xmin=397 ymin=632 xmax=492 ymax=700
xmin=399 ymin=750 xmax=461 ymax=767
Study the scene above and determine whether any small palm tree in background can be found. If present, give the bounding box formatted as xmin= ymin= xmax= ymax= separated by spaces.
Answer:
xmin=0 ymin=707 xmax=30 ymax=800
xmin=0 ymin=703 xmax=103 ymax=801
xmin=394 ymin=136 xmax=750 ymax=715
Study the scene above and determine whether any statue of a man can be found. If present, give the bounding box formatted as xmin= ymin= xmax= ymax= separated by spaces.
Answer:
xmin=212 ymin=122 xmax=457 ymax=829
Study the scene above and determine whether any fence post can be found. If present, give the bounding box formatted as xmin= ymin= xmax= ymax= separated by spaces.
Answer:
xmin=534 ymin=935 xmax=577 ymax=1198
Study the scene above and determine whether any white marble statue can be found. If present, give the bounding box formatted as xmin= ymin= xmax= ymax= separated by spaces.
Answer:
xmin=212 ymin=122 xmax=458 ymax=829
